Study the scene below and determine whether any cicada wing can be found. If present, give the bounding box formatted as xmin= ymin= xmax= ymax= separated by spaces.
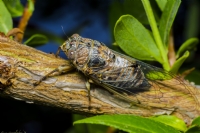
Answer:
xmin=110 ymin=50 xmax=190 ymax=89
xmin=90 ymin=77 xmax=150 ymax=108
xmin=92 ymin=49 xmax=200 ymax=111
xmin=93 ymin=65 xmax=150 ymax=91
xmin=110 ymin=49 xmax=176 ymax=80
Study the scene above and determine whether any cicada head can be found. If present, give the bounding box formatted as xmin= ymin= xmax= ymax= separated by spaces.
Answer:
xmin=60 ymin=34 xmax=80 ymax=60
xmin=61 ymin=34 xmax=90 ymax=68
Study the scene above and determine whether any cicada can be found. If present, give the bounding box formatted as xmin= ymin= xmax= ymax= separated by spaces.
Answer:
xmin=36 ymin=34 xmax=200 ymax=111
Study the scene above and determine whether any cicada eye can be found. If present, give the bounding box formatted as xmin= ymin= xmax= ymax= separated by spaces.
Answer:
xmin=67 ymin=48 xmax=76 ymax=60
xmin=66 ymin=42 xmax=76 ymax=60
xmin=66 ymin=42 xmax=71 ymax=50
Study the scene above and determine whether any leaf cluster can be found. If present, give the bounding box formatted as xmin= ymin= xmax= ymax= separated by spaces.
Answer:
xmin=110 ymin=0 xmax=199 ymax=73
xmin=0 ymin=0 xmax=48 ymax=46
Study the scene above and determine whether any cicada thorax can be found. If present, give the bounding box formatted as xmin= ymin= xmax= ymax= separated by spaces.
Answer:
xmin=60 ymin=34 xmax=90 ymax=69
xmin=63 ymin=34 xmax=150 ymax=92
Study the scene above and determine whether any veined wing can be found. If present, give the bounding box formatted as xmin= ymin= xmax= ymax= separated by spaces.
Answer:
xmin=90 ymin=49 xmax=200 ymax=111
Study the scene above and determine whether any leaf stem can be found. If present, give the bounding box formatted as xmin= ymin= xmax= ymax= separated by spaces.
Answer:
xmin=141 ymin=0 xmax=170 ymax=70
xmin=17 ymin=0 xmax=35 ymax=43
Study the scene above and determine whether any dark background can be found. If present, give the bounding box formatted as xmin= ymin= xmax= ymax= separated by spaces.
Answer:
xmin=0 ymin=0 xmax=200 ymax=133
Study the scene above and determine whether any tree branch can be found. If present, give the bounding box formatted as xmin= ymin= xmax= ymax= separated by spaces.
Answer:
xmin=0 ymin=33 xmax=199 ymax=125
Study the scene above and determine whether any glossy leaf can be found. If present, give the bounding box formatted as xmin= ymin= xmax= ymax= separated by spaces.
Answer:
xmin=114 ymin=15 xmax=162 ymax=63
xmin=159 ymin=0 xmax=181 ymax=46
xmin=74 ymin=115 xmax=180 ymax=133
xmin=170 ymin=51 xmax=189 ymax=73
xmin=150 ymin=115 xmax=187 ymax=132
xmin=176 ymin=38 xmax=199 ymax=58
xmin=3 ymin=0 xmax=24 ymax=17
xmin=24 ymin=34 xmax=48 ymax=46
xmin=0 ymin=1 xmax=12 ymax=33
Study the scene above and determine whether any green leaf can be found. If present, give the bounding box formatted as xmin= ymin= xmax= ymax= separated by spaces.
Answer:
xmin=0 ymin=1 xmax=12 ymax=33
xmin=170 ymin=51 xmax=189 ymax=74
xmin=155 ymin=0 xmax=167 ymax=11
xmin=23 ymin=28 xmax=65 ymax=45
xmin=185 ymin=125 xmax=200 ymax=133
xmin=24 ymin=34 xmax=48 ymax=46
xmin=111 ymin=42 xmax=125 ymax=54
xmin=109 ymin=0 xmax=151 ymax=41
xmin=141 ymin=0 xmax=170 ymax=70
xmin=74 ymin=115 xmax=180 ymax=133
xmin=159 ymin=0 xmax=181 ymax=46
xmin=109 ymin=0 xmax=149 ymax=36
xmin=150 ymin=115 xmax=187 ymax=132
xmin=114 ymin=15 xmax=162 ymax=63
xmin=73 ymin=114 xmax=108 ymax=133
xmin=192 ymin=117 xmax=200 ymax=126
xmin=176 ymin=38 xmax=199 ymax=58
xmin=3 ymin=0 xmax=24 ymax=17
xmin=73 ymin=114 xmax=88 ymax=133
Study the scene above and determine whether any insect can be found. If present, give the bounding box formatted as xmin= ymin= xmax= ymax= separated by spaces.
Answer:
xmin=35 ymin=34 xmax=200 ymax=110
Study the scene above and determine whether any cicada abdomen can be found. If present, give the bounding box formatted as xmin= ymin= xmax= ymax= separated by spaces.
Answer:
xmin=60 ymin=34 xmax=200 ymax=112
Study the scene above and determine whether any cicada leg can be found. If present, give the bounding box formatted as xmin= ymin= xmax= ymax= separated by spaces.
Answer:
xmin=85 ymin=80 xmax=91 ymax=101
xmin=99 ymin=83 xmax=151 ymax=109
xmin=34 ymin=46 xmax=74 ymax=86
xmin=33 ymin=64 xmax=74 ymax=86
xmin=85 ymin=79 xmax=95 ymax=107
xmin=55 ymin=47 xmax=61 ymax=57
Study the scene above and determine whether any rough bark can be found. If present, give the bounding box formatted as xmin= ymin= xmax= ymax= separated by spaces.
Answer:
xmin=0 ymin=33 xmax=199 ymax=125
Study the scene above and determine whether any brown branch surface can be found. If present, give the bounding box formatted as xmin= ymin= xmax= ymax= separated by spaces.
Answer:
xmin=0 ymin=33 xmax=200 ymax=125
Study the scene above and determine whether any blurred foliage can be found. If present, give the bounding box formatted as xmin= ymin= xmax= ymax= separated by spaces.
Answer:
xmin=24 ymin=34 xmax=48 ymax=46
xmin=73 ymin=114 xmax=108 ymax=133
xmin=3 ymin=0 xmax=24 ymax=17
xmin=0 ymin=1 xmax=12 ymax=33
xmin=113 ymin=0 xmax=199 ymax=72
xmin=176 ymin=38 xmax=199 ymax=58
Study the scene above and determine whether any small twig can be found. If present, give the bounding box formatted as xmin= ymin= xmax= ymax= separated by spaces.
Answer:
xmin=17 ymin=0 xmax=35 ymax=42
xmin=181 ymin=67 xmax=195 ymax=79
